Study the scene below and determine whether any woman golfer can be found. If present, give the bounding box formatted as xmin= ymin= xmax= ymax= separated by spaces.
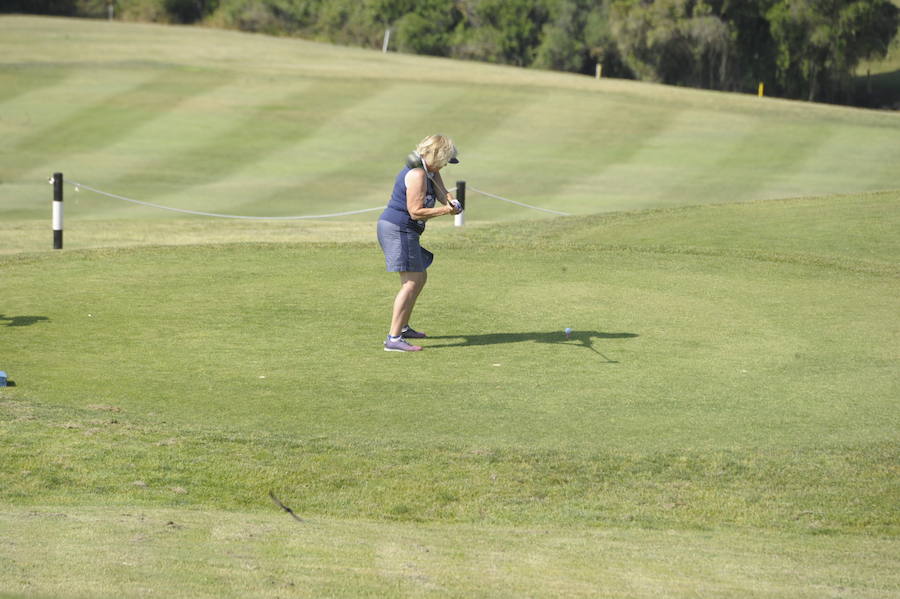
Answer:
xmin=377 ymin=134 xmax=461 ymax=352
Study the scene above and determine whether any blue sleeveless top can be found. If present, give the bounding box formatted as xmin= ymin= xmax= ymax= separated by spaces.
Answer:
xmin=379 ymin=166 xmax=436 ymax=234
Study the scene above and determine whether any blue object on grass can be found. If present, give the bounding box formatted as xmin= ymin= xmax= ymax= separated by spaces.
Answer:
xmin=0 ymin=371 xmax=7 ymax=387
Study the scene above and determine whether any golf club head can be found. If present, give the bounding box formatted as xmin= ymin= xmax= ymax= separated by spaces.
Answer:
xmin=406 ymin=152 xmax=423 ymax=169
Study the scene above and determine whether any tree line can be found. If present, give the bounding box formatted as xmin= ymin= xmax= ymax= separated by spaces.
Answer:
xmin=8 ymin=0 xmax=899 ymax=105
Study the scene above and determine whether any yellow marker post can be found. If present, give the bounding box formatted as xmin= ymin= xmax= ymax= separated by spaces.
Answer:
xmin=596 ymin=64 xmax=602 ymax=79
xmin=758 ymin=82 xmax=764 ymax=97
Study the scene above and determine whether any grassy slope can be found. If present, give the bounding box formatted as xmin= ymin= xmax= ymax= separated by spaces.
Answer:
xmin=1 ymin=15 xmax=899 ymax=231
xmin=1 ymin=16 xmax=899 ymax=599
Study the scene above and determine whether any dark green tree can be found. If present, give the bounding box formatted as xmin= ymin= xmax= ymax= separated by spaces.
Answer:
xmin=1 ymin=0 xmax=77 ymax=14
xmin=767 ymin=0 xmax=899 ymax=101
xmin=582 ymin=1 xmax=634 ymax=79
xmin=451 ymin=0 xmax=549 ymax=66
xmin=208 ymin=0 xmax=320 ymax=36
xmin=164 ymin=0 xmax=218 ymax=23
xmin=608 ymin=0 xmax=738 ymax=88
xmin=713 ymin=0 xmax=779 ymax=93
xmin=532 ymin=0 xmax=589 ymax=73
xmin=393 ymin=0 xmax=461 ymax=56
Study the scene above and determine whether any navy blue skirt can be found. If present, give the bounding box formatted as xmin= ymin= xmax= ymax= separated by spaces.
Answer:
xmin=377 ymin=219 xmax=434 ymax=272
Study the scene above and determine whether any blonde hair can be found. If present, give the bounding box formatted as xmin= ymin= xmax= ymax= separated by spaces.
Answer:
xmin=416 ymin=134 xmax=457 ymax=169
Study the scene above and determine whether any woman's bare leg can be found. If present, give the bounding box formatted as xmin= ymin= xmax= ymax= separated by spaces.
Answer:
xmin=389 ymin=271 xmax=427 ymax=337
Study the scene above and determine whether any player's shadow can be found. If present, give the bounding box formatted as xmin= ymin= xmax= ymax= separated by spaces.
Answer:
xmin=427 ymin=330 xmax=638 ymax=362
xmin=0 ymin=314 xmax=49 ymax=327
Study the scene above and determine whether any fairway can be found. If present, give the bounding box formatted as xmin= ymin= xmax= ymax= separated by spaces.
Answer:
xmin=1 ymin=16 xmax=899 ymax=599
xmin=2 ymin=15 xmax=900 ymax=228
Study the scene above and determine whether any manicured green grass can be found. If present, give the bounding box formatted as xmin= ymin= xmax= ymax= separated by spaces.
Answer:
xmin=2 ymin=15 xmax=899 ymax=227
xmin=2 ymin=193 xmax=899 ymax=596
xmin=1 ymin=15 xmax=898 ymax=598
xmin=2 ymin=507 xmax=898 ymax=599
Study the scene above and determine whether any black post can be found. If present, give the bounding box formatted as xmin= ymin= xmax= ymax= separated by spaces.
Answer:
xmin=457 ymin=180 xmax=466 ymax=210
xmin=53 ymin=172 xmax=63 ymax=250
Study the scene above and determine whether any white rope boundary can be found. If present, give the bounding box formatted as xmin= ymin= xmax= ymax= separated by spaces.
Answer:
xmin=469 ymin=186 xmax=571 ymax=216
xmin=66 ymin=181 xmax=382 ymax=220
xmin=61 ymin=179 xmax=571 ymax=219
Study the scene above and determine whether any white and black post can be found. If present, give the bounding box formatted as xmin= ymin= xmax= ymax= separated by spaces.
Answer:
xmin=454 ymin=180 xmax=466 ymax=227
xmin=52 ymin=172 xmax=63 ymax=249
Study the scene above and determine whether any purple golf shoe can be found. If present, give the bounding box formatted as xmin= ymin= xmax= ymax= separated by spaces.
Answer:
xmin=384 ymin=337 xmax=423 ymax=352
xmin=401 ymin=325 xmax=427 ymax=339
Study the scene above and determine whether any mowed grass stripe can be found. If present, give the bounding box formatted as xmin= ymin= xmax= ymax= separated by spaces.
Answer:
xmin=455 ymin=92 xmax=682 ymax=216
xmin=567 ymin=108 xmax=756 ymax=211
xmin=714 ymin=120 xmax=848 ymax=201
xmin=100 ymin=78 xmax=385 ymax=212
xmin=281 ymin=83 xmax=551 ymax=211
xmin=584 ymin=112 xmax=842 ymax=210
xmin=63 ymin=73 xmax=329 ymax=217
xmin=799 ymin=123 xmax=900 ymax=189
xmin=6 ymin=67 xmax=232 ymax=180
xmin=238 ymin=82 xmax=482 ymax=212
xmin=0 ymin=68 xmax=149 ymax=183
xmin=474 ymin=192 xmax=900 ymax=271
xmin=0 ymin=64 xmax=73 ymax=105
xmin=185 ymin=82 xmax=548 ymax=215
xmin=662 ymin=110 xmax=828 ymax=203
